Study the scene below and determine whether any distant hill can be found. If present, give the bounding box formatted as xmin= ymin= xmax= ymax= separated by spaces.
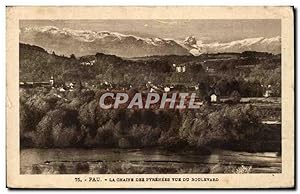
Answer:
xmin=19 ymin=43 xmax=176 ymax=84
xmin=19 ymin=43 xmax=280 ymax=93
xmin=20 ymin=43 xmax=76 ymax=82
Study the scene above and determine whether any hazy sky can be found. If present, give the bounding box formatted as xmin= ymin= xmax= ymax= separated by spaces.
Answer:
xmin=20 ymin=20 xmax=281 ymax=43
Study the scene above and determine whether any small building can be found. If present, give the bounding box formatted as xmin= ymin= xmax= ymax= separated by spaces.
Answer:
xmin=19 ymin=82 xmax=25 ymax=87
xmin=205 ymin=67 xmax=215 ymax=73
xmin=90 ymin=59 xmax=96 ymax=65
xmin=19 ymin=81 xmax=51 ymax=88
xmin=164 ymin=85 xmax=175 ymax=92
xmin=146 ymin=81 xmax=164 ymax=93
xmin=264 ymin=90 xmax=273 ymax=98
xmin=69 ymin=82 xmax=74 ymax=89
xmin=210 ymin=93 xmax=218 ymax=103
xmin=80 ymin=59 xmax=95 ymax=66
xmin=65 ymin=82 xmax=76 ymax=89
xmin=173 ymin=64 xmax=186 ymax=73
xmin=263 ymin=85 xmax=273 ymax=98
xmin=59 ymin=87 xmax=66 ymax=92
xmin=164 ymin=86 xmax=170 ymax=92
xmin=49 ymin=76 xmax=54 ymax=87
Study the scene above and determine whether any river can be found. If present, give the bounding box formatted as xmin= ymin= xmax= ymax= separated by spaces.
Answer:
xmin=20 ymin=148 xmax=281 ymax=174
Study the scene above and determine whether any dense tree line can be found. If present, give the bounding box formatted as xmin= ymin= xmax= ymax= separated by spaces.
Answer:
xmin=20 ymin=88 xmax=280 ymax=152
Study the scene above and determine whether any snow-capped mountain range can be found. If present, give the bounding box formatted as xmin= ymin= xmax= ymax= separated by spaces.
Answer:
xmin=20 ymin=26 xmax=281 ymax=57
xmin=182 ymin=36 xmax=281 ymax=56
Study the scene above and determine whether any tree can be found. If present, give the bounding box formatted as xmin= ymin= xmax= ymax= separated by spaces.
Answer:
xmin=70 ymin=54 xmax=76 ymax=60
xmin=230 ymin=90 xmax=241 ymax=103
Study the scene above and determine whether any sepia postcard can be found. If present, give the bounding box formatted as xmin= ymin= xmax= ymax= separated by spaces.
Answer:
xmin=6 ymin=6 xmax=294 ymax=189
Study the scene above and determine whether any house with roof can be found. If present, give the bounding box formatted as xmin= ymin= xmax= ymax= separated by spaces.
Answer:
xmin=172 ymin=64 xmax=186 ymax=73
xmin=210 ymin=93 xmax=218 ymax=103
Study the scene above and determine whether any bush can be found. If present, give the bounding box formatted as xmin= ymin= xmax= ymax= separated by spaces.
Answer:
xmin=78 ymin=100 xmax=97 ymax=126
xmin=94 ymin=120 xmax=120 ymax=147
xmin=118 ymin=138 xmax=131 ymax=148
xmin=52 ymin=123 xmax=82 ymax=147
xmin=75 ymin=162 xmax=90 ymax=174
xmin=128 ymin=124 xmax=161 ymax=147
